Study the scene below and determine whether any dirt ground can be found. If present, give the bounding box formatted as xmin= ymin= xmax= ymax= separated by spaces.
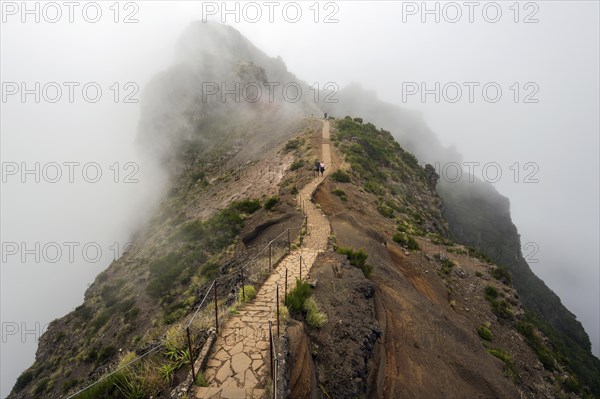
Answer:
xmin=286 ymin=252 xmax=380 ymax=399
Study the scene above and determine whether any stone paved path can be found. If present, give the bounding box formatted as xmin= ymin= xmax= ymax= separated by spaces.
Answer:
xmin=194 ymin=120 xmax=332 ymax=399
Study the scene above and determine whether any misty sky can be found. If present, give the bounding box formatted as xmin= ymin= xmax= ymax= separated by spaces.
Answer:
xmin=1 ymin=1 xmax=598 ymax=397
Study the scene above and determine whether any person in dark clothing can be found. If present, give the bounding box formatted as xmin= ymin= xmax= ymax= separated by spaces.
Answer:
xmin=319 ymin=162 xmax=325 ymax=176
xmin=314 ymin=160 xmax=320 ymax=176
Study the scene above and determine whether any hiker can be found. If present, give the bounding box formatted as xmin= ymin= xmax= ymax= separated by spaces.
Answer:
xmin=319 ymin=162 xmax=325 ymax=176
xmin=314 ymin=160 xmax=320 ymax=176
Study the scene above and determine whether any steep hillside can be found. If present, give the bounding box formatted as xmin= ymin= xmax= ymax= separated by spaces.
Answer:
xmin=438 ymin=178 xmax=600 ymax=396
xmin=325 ymin=86 xmax=600 ymax=397
xmin=286 ymin=118 xmax=576 ymax=398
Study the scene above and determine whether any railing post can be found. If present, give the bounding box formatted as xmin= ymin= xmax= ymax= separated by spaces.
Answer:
xmin=186 ymin=326 xmax=196 ymax=384
xmin=269 ymin=242 xmax=272 ymax=269
xmin=299 ymin=255 xmax=302 ymax=280
xmin=276 ymin=284 xmax=280 ymax=337
xmin=269 ymin=320 xmax=274 ymax=380
xmin=285 ymin=268 xmax=288 ymax=302
xmin=274 ymin=359 xmax=278 ymax=399
xmin=214 ymin=282 xmax=219 ymax=334
xmin=287 ymin=228 xmax=291 ymax=253
xmin=241 ymin=269 xmax=245 ymax=302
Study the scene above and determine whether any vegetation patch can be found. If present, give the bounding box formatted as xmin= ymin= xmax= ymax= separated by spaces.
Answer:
xmin=284 ymin=138 xmax=303 ymax=152
xmin=484 ymin=285 xmax=513 ymax=320
xmin=377 ymin=204 xmax=395 ymax=218
xmin=491 ymin=266 xmax=512 ymax=285
xmin=238 ymin=285 xmax=257 ymax=303
xmin=195 ymin=372 xmax=208 ymax=387
xmin=304 ymin=297 xmax=327 ymax=328
xmin=331 ymin=188 xmax=348 ymax=201
xmin=232 ymin=199 xmax=261 ymax=215
xmin=393 ymin=232 xmax=420 ymax=250
xmin=487 ymin=347 xmax=520 ymax=382
xmin=516 ymin=318 xmax=557 ymax=371
xmin=264 ymin=196 xmax=280 ymax=211
xmin=331 ymin=169 xmax=351 ymax=183
xmin=285 ymin=280 xmax=327 ymax=329
xmin=290 ymin=159 xmax=304 ymax=171
xmin=285 ymin=279 xmax=312 ymax=312
xmin=477 ymin=324 xmax=493 ymax=341
xmin=336 ymin=246 xmax=374 ymax=278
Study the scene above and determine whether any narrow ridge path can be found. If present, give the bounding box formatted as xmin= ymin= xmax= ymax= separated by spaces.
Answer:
xmin=195 ymin=120 xmax=332 ymax=399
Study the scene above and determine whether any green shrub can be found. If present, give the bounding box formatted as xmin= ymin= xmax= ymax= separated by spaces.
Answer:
xmin=336 ymin=247 xmax=373 ymax=277
xmin=116 ymin=298 xmax=136 ymax=313
xmin=487 ymin=348 xmax=520 ymax=382
xmin=125 ymin=307 xmax=140 ymax=320
xmin=232 ymin=199 xmax=261 ymax=214
xmin=75 ymin=304 xmax=93 ymax=321
xmin=377 ymin=204 xmax=394 ymax=218
xmin=195 ymin=372 xmax=208 ymax=387
xmin=537 ymin=348 xmax=557 ymax=371
xmin=439 ymin=258 xmax=455 ymax=275
xmin=483 ymin=286 xmax=513 ymax=320
xmin=285 ymin=279 xmax=312 ymax=312
xmin=353 ymin=117 xmax=363 ymax=123
xmin=97 ymin=345 xmax=117 ymax=365
xmin=364 ymin=180 xmax=385 ymax=195
xmin=114 ymin=372 xmax=147 ymax=399
xmin=331 ymin=170 xmax=351 ymax=183
xmin=491 ymin=299 xmax=513 ymax=320
xmin=13 ymin=370 xmax=33 ymax=392
xmin=62 ymin=378 xmax=80 ymax=393
xmin=516 ymin=320 xmax=557 ymax=371
xmin=477 ymin=325 xmax=493 ymax=341
xmin=238 ymin=285 xmax=257 ymax=302
xmin=393 ymin=233 xmax=420 ymax=250
xmin=33 ymin=377 xmax=50 ymax=395
xmin=305 ymin=298 xmax=327 ymax=328
xmin=90 ymin=310 xmax=111 ymax=333
xmin=491 ymin=266 xmax=512 ymax=285
xmin=488 ymin=347 xmax=511 ymax=363
xmin=290 ymin=159 xmax=304 ymax=171
xmin=484 ymin=285 xmax=499 ymax=300
xmin=159 ymin=363 xmax=177 ymax=384
xmin=200 ymin=262 xmax=220 ymax=279
xmin=146 ymin=252 xmax=185 ymax=299
xmin=562 ymin=375 xmax=581 ymax=393
xmin=279 ymin=305 xmax=290 ymax=323
xmin=332 ymin=188 xmax=348 ymax=201
xmin=71 ymin=372 xmax=123 ymax=399
xmin=284 ymin=138 xmax=302 ymax=152
xmin=264 ymin=196 xmax=279 ymax=211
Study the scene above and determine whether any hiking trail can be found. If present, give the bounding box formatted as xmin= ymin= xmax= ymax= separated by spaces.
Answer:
xmin=194 ymin=120 xmax=332 ymax=399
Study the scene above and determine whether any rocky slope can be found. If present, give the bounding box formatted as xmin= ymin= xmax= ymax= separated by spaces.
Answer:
xmin=281 ymin=118 xmax=578 ymax=398
xmin=325 ymin=85 xmax=600 ymax=398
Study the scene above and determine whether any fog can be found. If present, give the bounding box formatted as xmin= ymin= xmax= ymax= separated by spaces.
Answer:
xmin=1 ymin=1 xmax=598 ymax=396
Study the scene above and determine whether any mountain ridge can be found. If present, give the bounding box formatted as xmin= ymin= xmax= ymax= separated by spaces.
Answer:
xmin=8 ymin=22 xmax=599 ymax=399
